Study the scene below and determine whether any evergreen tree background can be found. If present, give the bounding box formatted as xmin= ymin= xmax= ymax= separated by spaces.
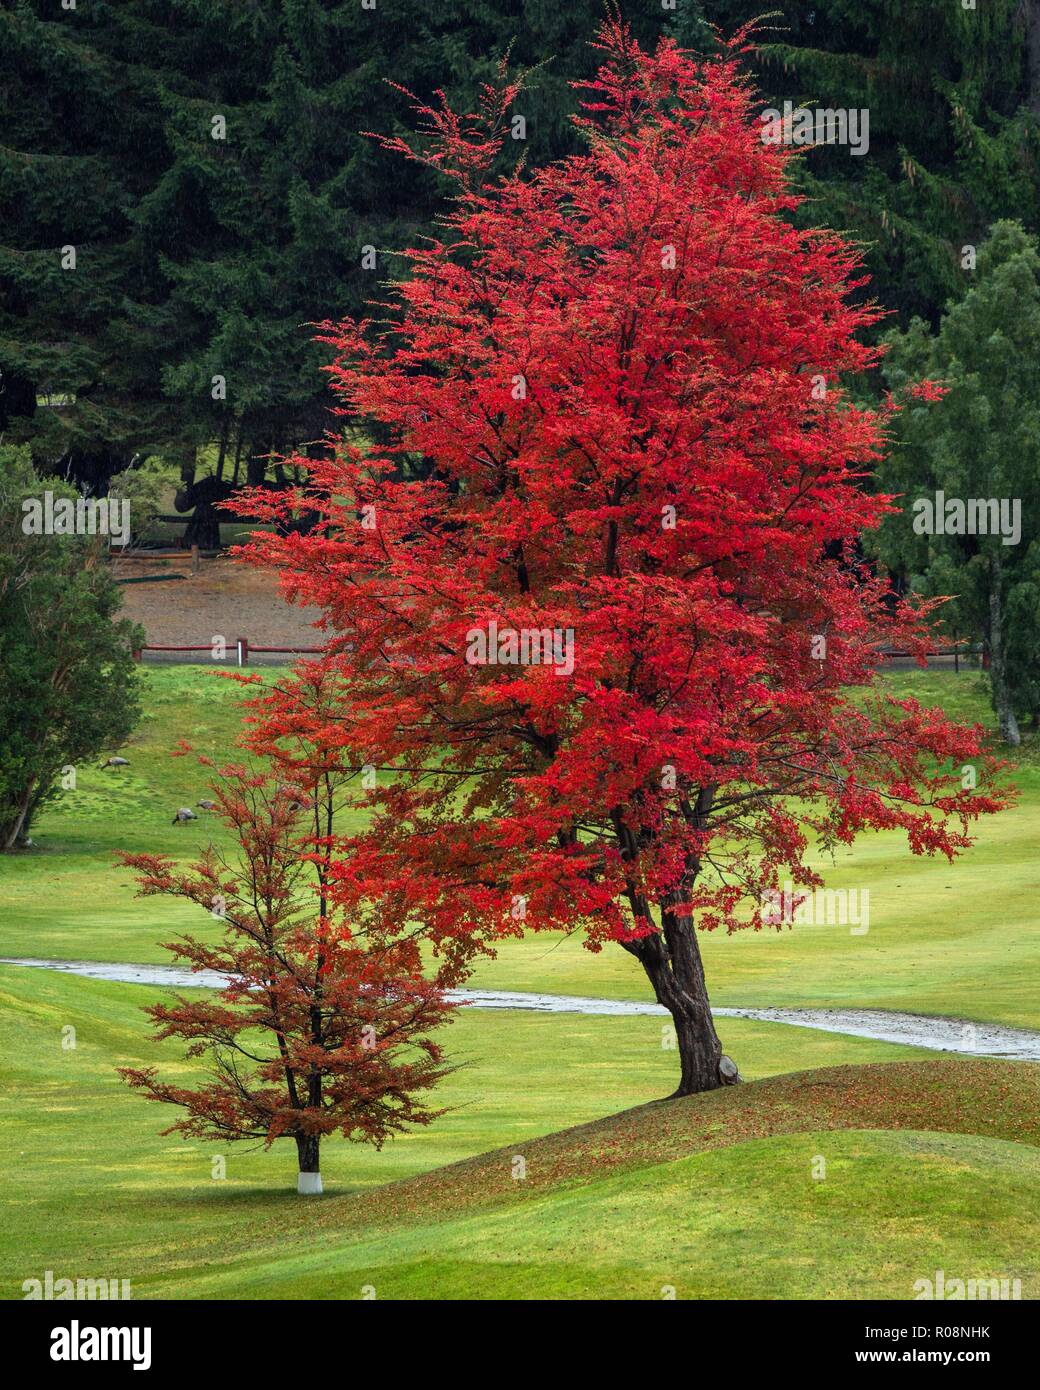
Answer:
xmin=2 ymin=1 xmax=1037 ymax=699
xmin=8 ymin=0 xmax=1036 ymax=485
xmin=0 ymin=0 xmax=659 ymax=494
xmin=875 ymin=221 xmax=1040 ymax=744
xmin=671 ymin=0 xmax=1040 ymax=326
xmin=0 ymin=2 xmax=171 ymax=493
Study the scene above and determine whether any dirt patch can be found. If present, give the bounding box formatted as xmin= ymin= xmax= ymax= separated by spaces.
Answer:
xmin=116 ymin=555 xmax=323 ymax=650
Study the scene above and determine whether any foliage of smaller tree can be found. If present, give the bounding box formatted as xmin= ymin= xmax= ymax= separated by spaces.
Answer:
xmin=118 ymin=667 xmax=461 ymax=1192
xmin=0 ymin=449 xmax=142 ymax=850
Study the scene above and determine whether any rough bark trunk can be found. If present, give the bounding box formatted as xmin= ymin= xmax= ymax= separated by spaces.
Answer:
xmin=988 ymin=553 xmax=1021 ymax=747
xmin=295 ymin=1134 xmax=321 ymax=1193
xmin=295 ymin=1133 xmax=319 ymax=1173
xmin=623 ymin=917 xmax=733 ymax=1097
xmin=612 ymin=784 xmax=737 ymax=1097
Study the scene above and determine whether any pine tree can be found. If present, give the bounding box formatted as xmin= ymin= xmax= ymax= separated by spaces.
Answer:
xmin=876 ymin=221 xmax=1040 ymax=744
xmin=671 ymin=0 xmax=1040 ymax=326
xmin=0 ymin=2 xmax=173 ymax=491
xmin=3 ymin=1 xmax=660 ymax=498
xmin=135 ymin=0 xmax=663 ymax=498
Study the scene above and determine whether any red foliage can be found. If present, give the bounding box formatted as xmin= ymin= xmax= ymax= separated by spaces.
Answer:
xmin=117 ymin=696 xmax=459 ymax=1171
xmin=231 ymin=22 xmax=1009 ymax=1092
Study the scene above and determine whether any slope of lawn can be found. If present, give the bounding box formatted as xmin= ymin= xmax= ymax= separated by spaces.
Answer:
xmin=0 ymin=963 xmax=1034 ymax=1300
xmin=2 ymin=664 xmax=1038 ymax=1034
xmin=178 ymin=1129 xmax=1040 ymax=1301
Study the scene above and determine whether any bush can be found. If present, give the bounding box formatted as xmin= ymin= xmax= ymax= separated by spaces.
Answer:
xmin=0 ymin=448 xmax=143 ymax=848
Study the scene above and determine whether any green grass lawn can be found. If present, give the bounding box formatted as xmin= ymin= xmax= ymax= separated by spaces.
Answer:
xmin=0 ymin=963 xmax=1033 ymax=1300
xmin=4 ymin=665 xmax=1038 ymax=1031
xmin=201 ymin=1129 xmax=1039 ymax=1301
xmin=2 ymin=662 xmax=1038 ymax=1300
xmin=0 ymin=666 xmax=246 ymax=954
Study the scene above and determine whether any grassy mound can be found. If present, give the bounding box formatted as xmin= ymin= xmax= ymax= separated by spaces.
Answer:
xmin=1 ymin=963 xmax=1035 ymax=1300
xmin=313 ymin=1057 xmax=1040 ymax=1233
xmin=126 ymin=1057 xmax=1040 ymax=1300
xmin=172 ymin=1058 xmax=1040 ymax=1300
xmin=0 ymin=966 xmax=943 ymax=1296
xmin=182 ymin=1128 xmax=1040 ymax=1300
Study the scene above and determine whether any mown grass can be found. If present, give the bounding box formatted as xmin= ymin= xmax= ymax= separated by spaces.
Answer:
xmin=178 ymin=1129 xmax=1039 ymax=1301
xmin=2 ymin=663 xmax=1037 ymax=1299
xmin=0 ymin=963 xmax=1033 ymax=1300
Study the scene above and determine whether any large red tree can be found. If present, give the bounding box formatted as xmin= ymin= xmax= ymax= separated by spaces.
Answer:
xmin=238 ymin=21 xmax=1007 ymax=1096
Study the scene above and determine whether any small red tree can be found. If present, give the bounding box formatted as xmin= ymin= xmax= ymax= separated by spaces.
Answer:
xmin=118 ymin=671 xmax=463 ymax=1191
xmin=237 ymin=21 xmax=1008 ymax=1096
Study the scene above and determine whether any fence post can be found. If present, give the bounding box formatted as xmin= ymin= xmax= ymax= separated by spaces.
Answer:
xmin=236 ymin=636 xmax=249 ymax=667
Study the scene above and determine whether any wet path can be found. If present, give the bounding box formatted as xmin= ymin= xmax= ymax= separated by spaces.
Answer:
xmin=5 ymin=956 xmax=1040 ymax=1061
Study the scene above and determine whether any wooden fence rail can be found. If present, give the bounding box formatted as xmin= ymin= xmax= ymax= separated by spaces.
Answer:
xmin=132 ymin=640 xmax=984 ymax=669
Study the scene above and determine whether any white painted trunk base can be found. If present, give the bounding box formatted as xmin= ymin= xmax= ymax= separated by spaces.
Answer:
xmin=297 ymin=1171 xmax=323 ymax=1195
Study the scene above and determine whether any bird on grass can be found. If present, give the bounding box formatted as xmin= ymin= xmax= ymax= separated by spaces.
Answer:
xmin=100 ymin=756 xmax=130 ymax=769
xmin=197 ymin=799 xmax=217 ymax=811
xmin=172 ymin=807 xmax=197 ymax=825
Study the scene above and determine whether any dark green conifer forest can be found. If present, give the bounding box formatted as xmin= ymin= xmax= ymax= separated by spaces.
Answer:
xmin=2 ymin=0 xmax=1039 ymax=721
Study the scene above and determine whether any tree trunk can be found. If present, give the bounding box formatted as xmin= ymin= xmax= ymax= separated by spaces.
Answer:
xmin=1 ymin=780 xmax=36 ymax=851
xmin=295 ymin=1133 xmax=319 ymax=1170
xmin=1024 ymin=0 xmax=1040 ymax=116
xmin=623 ymin=915 xmax=733 ymax=1097
xmin=214 ymin=416 xmax=230 ymax=483
xmin=175 ymin=467 xmax=233 ymax=551
xmin=988 ymin=553 xmax=1021 ymax=747
xmin=295 ymin=1134 xmax=321 ymax=1194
